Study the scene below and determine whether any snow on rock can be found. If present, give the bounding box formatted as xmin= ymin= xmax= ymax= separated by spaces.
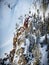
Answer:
xmin=47 ymin=34 xmax=49 ymax=39
xmin=40 ymin=36 xmax=45 ymax=43
xmin=24 ymin=38 xmax=30 ymax=54
xmin=40 ymin=45 xmax=48 ymax=65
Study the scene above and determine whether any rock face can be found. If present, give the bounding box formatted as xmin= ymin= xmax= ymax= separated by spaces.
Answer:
xmin=8 ymin=7 xmax=49 ymax=65
xmin=0 ymin=0 xmax=49 ymax=65
xmin=18 ymin=55 xmax=27 ymax=65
